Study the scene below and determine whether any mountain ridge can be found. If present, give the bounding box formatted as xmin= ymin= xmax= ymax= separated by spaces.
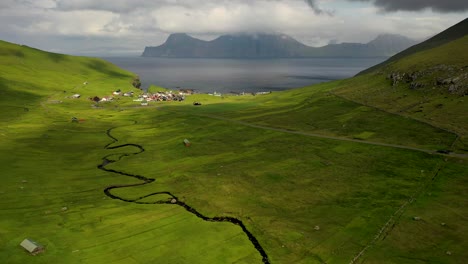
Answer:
xmin=358 ymin=18 xmax=468 ymax=75
xmin=142 ymin=33 xmax=417 ymax=58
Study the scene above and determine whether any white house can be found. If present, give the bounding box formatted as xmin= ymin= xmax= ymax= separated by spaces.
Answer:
xmin=20 ymin=238 xmax=44 ymax=255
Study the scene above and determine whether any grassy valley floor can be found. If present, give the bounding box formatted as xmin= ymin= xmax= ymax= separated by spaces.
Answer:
xmin=0 ymin=40 xmax=467 ymax=263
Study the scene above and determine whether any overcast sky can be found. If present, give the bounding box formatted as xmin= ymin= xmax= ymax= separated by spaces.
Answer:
xmin=0 ymin=0 xmax=467 ymax=56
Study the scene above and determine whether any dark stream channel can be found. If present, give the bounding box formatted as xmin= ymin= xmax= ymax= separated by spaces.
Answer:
xmin=98 ymin=126 xmax=270 ymax=263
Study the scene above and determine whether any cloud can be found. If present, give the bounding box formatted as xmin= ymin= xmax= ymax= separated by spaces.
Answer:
xmin=152 ymin=1 xmax=327 ymax=34
xmin=348 ymin=0 xmax=468 ymax=13
xmin=303 ymin=0 xmax=326 ymax=14
xmin=54 ymin=0 xmax=334 ymax=15
xmin=0 ymin=0 xmax=15 ymax=9
xmin=0 ymin=0 xmax=467 ymax=55
xmin=54 ymin=0 xmax=160 ymax=13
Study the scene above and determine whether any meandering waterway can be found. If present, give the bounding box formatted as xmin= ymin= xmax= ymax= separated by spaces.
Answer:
xmin=98 ymin=124 xmax=270 ymax=263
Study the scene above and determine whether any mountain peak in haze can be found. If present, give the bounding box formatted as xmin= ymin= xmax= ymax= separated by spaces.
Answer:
xmin=366 ymin=34 xmax=417 ymax=56
xmin=165 ymin=33 xmax=196 ymax=43
xmin=142 ymin=33 xmax=417 ymax=58
xmin=359 ymin=18 xmax=468 ymax=75
xmin=369 ymin=34 xmax=415 ymax=46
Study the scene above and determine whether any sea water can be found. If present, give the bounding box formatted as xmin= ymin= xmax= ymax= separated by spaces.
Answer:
xmin=103 ymin=57 xmax=387 ymax=94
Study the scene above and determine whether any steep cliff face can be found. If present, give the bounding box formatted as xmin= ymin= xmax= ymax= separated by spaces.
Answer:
xmin=142 ymin=33 xmax=417 ymax=58
xmin=206 ymin=34 xmax=310 ymax=58
xmin=142 ymin=33 xmax=207 ymax=57
xmin=142 ymin=33 xmax=311 ymax=58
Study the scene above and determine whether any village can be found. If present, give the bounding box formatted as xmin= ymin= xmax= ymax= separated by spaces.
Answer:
xmin=132 ymin=90 xmax=188 ymax=106
xmin=73 ymin=88 xmax=197 ymax=105
xmin=67 ymin=86 xmax=272 ymax=107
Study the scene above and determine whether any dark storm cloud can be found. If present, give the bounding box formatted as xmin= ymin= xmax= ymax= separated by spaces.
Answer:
xmin=54 ymin=0 xmax=332 ymax=15
xmin=349 ymin=0 xmax=468 ymax=13
xmin=54 ymin=0 xmax=156 ymax=13
xmin=302 ymin=0 xmax=334 ymax=16
xmin=303 ymin=0 xmax=324 ymax=14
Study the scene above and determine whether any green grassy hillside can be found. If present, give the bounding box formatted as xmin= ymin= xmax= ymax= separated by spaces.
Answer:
xmin=334 ymin=35 xmax=468 ymax=153
xmin=0 ymin=40 xmax=136 ymax=96
xmin=0 ymin=37 xmax=467 ymax=264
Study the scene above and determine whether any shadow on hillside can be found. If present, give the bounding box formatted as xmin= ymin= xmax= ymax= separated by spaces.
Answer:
xmin=0 ymin=48 xmax=24 ymax=58
xmin=46 ymin=52 xmax=68 ymax=63
xmin=0 ymin=77 xmax=43 ymax=122
xmin=86 ymin=59 xmax=132 ymax=79
xmin=0 ymin=77 xmax=43 ymax=103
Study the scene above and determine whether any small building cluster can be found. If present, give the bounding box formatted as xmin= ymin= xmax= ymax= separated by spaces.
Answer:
xmin=86 ymin=89 xmax=194 ymax=106
xmin=89 ymin=89 xmax=135 ymax=103
xmin=133 ymin=91 xmax=188 ymax=104
xmin=112 ymin=89 xmax=135 ymax=97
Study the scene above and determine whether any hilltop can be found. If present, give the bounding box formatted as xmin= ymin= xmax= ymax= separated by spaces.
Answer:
xmin=142 ymin=33 xmax=416 ymax=58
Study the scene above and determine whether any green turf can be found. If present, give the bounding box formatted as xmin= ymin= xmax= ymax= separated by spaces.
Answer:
xmin=0 ymin=39 xmax=466 ymax=264
xmin=334 ymin=36 xmax=468 ymax=153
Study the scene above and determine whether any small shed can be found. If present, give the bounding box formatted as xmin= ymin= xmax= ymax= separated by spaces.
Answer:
xmin=20 ymin=238 xmax=44 ymax=255
xmin=183 ymin=139 xmax=191 ymax=147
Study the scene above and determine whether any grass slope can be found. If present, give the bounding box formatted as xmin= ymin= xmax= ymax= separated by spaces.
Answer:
xmin=1 ymin=39 xmax=466 ymax=264
xmin=334 ymin=35 xmax=468 ymax=153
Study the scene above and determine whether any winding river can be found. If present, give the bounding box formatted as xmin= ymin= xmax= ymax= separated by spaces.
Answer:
xmin=98 ymin=125 xmax=270 ymax=263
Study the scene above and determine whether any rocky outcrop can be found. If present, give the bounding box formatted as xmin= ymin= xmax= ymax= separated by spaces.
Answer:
xmin=386 ymin=65 xmax=468 ymax=95
xmin=132 ymin=76 xmax=141 ymax=89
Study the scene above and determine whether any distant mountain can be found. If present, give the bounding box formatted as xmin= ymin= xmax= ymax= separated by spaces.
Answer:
xmin=366 ymin=34 xmax=419 ymax=56
xmin=142 ymin=33 xmax=417 ymax=58
xmin=359 ymin=18 xmax=468 ymax=75
xmin=142 ymin=33 xmax=310 ymax=58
